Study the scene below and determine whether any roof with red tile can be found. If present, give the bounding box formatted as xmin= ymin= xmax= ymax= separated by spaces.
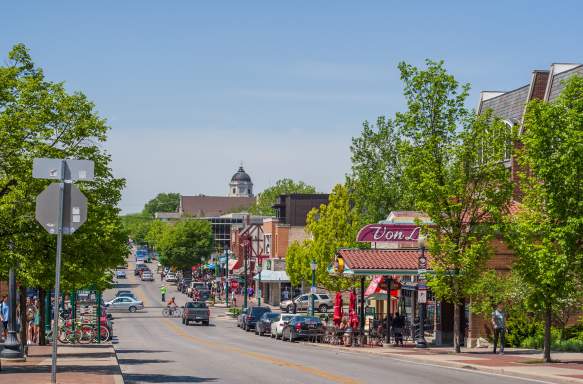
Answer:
xmin=337 ymin=248 xmax=432 ymax=274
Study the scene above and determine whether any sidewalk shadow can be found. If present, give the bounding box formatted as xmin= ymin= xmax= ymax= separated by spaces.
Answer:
xmin=115 ymin=349 xmax=169 ymax=354
xmin=124 ymin=373 xmax=217 ymax=383
xmin=117 ymin=358 xmax=173 ymax=365
xmin=2 ymin=364 xmax=121 ymax=375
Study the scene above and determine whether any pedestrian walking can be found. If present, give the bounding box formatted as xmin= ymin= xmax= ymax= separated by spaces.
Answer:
xmin=26 ymin=297 xmax=37 ymax=345
xmin=160 ymin=284 xmax=168 ymax=302
xmin=492 ymin=302 xmax=506 ymax=355
xmin=1 ymin=295 xmax=9 ymax=339
xmin=231 ymin=290 xmax=236 ymax=307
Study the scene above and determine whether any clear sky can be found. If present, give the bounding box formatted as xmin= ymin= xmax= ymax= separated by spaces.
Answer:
xmin=2 ymin=1 xmax=582 ymax=213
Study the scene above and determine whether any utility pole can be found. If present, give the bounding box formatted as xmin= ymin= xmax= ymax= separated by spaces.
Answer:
xmin=224 ymin=248 xmax=229 ymax=308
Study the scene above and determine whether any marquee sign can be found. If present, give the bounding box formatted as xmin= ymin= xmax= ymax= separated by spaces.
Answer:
xmin=356 ymin=224 xmax=421 ymax=243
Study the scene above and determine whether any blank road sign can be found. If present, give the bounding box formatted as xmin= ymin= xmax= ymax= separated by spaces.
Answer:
xmin=33 ymin=158 xmax=94 ymax=181
xmin=35 ymin=183 xmax=88 ymax=235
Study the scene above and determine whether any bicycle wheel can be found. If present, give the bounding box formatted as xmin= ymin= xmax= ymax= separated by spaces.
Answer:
xmin=162 ymin=308 xmax=170 ymax=317
xmin=173 ymin=308 xmax=182 ymax=317
xmin=79 ymin=325 xmax=94 ymax=344
xmin=58 ymin=327 xmax=71 ymax=344
xmin=94 ymin=326 xmax=110 ymax=343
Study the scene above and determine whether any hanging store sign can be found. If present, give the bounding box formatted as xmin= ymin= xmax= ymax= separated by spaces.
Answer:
xmin=356 ymin=224 xmax=421 ymax=243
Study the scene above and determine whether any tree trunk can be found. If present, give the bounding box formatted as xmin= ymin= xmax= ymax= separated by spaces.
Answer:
xmin=19 ymin=285 xmax=27 ymax=354
xmin=39 ymin=288 xmax=46 ymax=346
xmin=544 ymin=303 xmax=552 ymax=363
xmin=453 ymin=302 xmax=461 ymax=353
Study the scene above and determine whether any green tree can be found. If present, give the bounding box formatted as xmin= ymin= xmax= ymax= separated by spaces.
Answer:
xmin=0 ymin=44 xmax=127 ymax=291
xmin=348 ymin=116 xmax=409 ymax=223
xmin=120 ymin=214 xmax=152 ymax=245
xmin=158 ymin=219 xmax=213 ymax=270
xmin=249 ymin=179 xmax=316 ymax=216
xmin=145 ymin=220 xmax=168 ymax=250
xmin=503 ymin=76 xmax=583 ymax=362
xmin=142 ymin=192 xmax=180 ymax=218
xmin=286 ymin=184 xmax=365 ymax=291
xmin=0 ymin=44 xmax=128 ymax=291
xmin=397 ymin=60 xmax=514 ymax=352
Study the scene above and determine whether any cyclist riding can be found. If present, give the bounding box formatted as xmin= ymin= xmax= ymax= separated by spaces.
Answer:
xmin=167 ymin=297 xmax=177 ymax=314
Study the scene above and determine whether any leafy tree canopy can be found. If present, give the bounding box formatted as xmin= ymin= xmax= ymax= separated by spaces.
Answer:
xmin=249 ymin=179 xmax=316 ymax=216
xmin=142 ymin=192 xmax=180 ymax=218
xmin=0 ymin=43 xmax=127 ymax=290
xmin=396 ymin=59 xmax=514 ymax=352
xmin=286 ymin=184 xmax=366 ymax=291
xmin=157 ymin=219 xmax=213 ymax=270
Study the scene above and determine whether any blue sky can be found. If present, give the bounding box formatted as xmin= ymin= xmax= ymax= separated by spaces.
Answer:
xmin=2 ymin=1 xmax=582 ymax=213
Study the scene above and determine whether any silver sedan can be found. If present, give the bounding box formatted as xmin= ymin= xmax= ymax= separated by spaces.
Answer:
xmin=105 ymin=296 xmax=144 ymax=312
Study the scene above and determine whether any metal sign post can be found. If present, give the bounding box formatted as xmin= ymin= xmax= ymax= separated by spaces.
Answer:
xmin=33 ymin=158 xmax=93 ymax=384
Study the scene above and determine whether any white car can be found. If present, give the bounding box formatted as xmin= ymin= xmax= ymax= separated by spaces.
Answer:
xmin=270 ymin=313 xmax=298 ymax=339
xmin=165 ymin=273 xmax=177 ymax=283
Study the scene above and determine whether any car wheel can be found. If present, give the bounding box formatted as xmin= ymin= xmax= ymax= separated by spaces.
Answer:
xmin=128 ymin=306 xmax=136 ymax=313
xmin=203 ymin=321 xmax=209 ymax=326
xmin=319 ymin=304 xmax=328 ymax=313
xmin=182 ymin=318 xmax=185 ymax=324
xmin=287 ymin=305 xmax=294 ymax=313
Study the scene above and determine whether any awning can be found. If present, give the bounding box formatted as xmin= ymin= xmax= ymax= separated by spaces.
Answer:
xmin=228 ymin=259 xmax=240 ymax=271
xmin=364 ymin=275 xmax=400 ymax=297
xmin=330 ymin=248 xmax=433 ymax=276
xmin=253 ymin=270 xmax=290 ymax=283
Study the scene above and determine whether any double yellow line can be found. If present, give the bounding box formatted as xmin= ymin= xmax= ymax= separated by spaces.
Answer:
xmin=129 ymin=264 xmax=360 ymax=384
xmin=163 ymin=319 xmax=362 ymax=384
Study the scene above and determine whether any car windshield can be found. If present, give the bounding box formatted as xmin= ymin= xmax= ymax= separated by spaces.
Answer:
xmin=281 ymin=314 xmax=296 ymax=321
xmin=185 ymin=302 xmax=207 ymax=308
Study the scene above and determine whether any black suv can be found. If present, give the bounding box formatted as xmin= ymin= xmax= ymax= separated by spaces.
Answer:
xmin=243 ymin=306 xmax=271 ymax=332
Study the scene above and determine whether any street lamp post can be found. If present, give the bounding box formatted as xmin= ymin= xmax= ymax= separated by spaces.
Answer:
xmin=310 ymin=260 xmax=317 ymax=316
xmin=1 ymin=242 xmax=23 ymax=360
xmin=257 ymin=261 xmax=262 ymax=307
xmin=224 ymin=248 xmax=229 ymax=308
xmin=416 ymin=235 xmax=428 ymax=348
xmin=243 ymin=241 xmax=248 ymax=309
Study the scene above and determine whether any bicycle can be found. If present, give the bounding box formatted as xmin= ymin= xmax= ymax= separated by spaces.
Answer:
xmin=162 ymin=306 xmax=182 ymax=318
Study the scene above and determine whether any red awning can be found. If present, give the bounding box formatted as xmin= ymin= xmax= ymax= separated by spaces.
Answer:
xmin=365 ymin=275 xmax=400 ymax=297
xmin=228 ymin=259 xmax=240 ymax=271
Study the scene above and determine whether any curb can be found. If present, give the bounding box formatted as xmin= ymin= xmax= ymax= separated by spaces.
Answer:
xmin=111 ymin=344 xmax=126 ymax=384
xmin=300 ymin=342 xmax=582 ymax=384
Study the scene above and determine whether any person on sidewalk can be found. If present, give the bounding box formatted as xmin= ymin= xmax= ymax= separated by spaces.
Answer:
xmin=1 ymin=295 xmax=9 ymax=339
xmin=492 ymin=302 xmax=506 ymax=355
xmin=160 ymin=284 xmax=168 ymax=302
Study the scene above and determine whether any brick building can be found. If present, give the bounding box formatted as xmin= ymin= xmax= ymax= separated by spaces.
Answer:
xmin=466 ymin=63 xmax=583 ymax=346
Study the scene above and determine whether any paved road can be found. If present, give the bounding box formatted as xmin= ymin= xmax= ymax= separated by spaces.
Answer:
xmin=107 ymin=261 xmax=543 ymax=384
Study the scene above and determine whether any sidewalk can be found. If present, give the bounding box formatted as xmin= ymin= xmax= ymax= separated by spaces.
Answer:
xmin=305 ymin=342 xmax=583 ymax=383
xmin=0 ymin=344 xmax=124 ymax=384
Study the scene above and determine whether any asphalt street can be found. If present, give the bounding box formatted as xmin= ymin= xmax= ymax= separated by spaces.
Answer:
xmin=106 ymin=261 xmax=544 ymax=384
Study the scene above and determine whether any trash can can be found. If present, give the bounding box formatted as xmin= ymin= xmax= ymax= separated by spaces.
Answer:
xmin=343 ymin=327 xmax=353 ymax=347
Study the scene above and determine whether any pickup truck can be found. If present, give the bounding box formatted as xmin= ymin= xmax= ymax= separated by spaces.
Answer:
xmin=181 ymin=301 xmax=210 ymax=326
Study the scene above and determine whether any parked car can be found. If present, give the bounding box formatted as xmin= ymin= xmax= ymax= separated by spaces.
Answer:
xmin=165 ymin=272 xmax=177 ymax=283
xmin=282 ymin=316 xmax=325 ymax=342
xmin=270 ymin=313 xmax=299 ymax=339
xmin=141 ymin=271 xmax=154 ymax=281
xmin=237 ymin=307 xmax=248 ymax=328
xmin=280 ymin=293 xmax=333 ymax=313
xmin=255 ymin=312 xmax=280 ymax=336
xmin=181 ymin=301 xmax=210 ymax=326
xmin=116 ymin=270 xmax=126 ymax=279
xmin=105 ymin=296 xmax=144 ymax=313
xmin=243 ymin=306 xmax=271 ymax=332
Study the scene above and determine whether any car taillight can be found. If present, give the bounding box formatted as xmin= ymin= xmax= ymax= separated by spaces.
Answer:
xmin=295 ymin=323 xmax=301 ymax=331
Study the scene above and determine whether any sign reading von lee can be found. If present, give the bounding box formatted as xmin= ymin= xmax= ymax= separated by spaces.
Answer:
xmin=356 ymin=224 xmax=421 ymax=242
